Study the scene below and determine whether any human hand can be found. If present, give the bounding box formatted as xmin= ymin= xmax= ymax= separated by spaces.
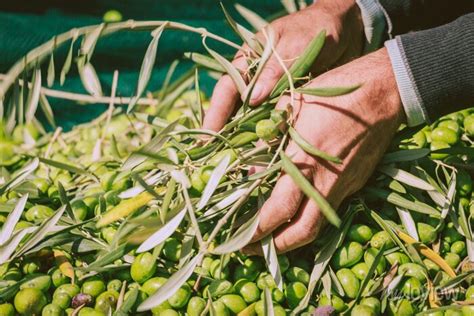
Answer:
xmin=242 ymin=47 xmax=405 ymax=254
xmin=203 ymin=0 xmax=364 ymax=131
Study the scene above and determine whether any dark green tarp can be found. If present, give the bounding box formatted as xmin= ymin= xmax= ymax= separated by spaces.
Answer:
xmin=0 ymin=0 xmax=289 ymax=129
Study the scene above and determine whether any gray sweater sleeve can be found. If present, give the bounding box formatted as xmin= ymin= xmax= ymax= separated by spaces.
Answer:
xmin=378 ymin=0 xmax=474 ymax=35
xmin=393 ymin=13 xmax=474 ymax=121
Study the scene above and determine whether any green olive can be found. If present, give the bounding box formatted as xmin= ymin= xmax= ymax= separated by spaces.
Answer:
xmin=423 ymin=259 xmax=441 ymax=275
xmin=462 ymin=306 xmax=474 ymax=316
xmin=466 ymin=285 xmax=474 ymax=300
xmin=256 ymin=272 xmax=277 ymax=290
xmin=256 ymin=119 xmax=279 ymax=141
xmin=210 ymin=259 xmax=230 ymax=280
xmin=370 ymin=231 xmax=395 ymax=249
xmin=398 ymin=263 xmax=426 ymax=282
xmin=52 ymin=292 xmax=71 ymax=309
xmin=94 ymin=290 xmax=119 ymax=314
xmin=141 ymin=276 xmax=167 ymax=295
xmin=233 ymin=257 xmax=262 ymax=282
xmin=0 ymin=303 xmax=15 ymax=316
xmin=417 ymin=222 xmax=437 ymax=244
xmin=13 ymin=123 xmax=40 ymax=143
xmin=157 ymin=310 xmax=179 ymax=316
xmin=100 ymin=226 xmax=116 ymax=245
xmin=205 ymin=279 xmax=233 ymax=299
xmin=191 ymin=169 xmax=206 ymax=193
xmin=318 ymin=294 xmax=347 ymax=313
xmin=451 ymin=240 xmax=467 ymax=256
xmin=51 ymin=268 xmax=68 ymax=288
xmin=0 ymin=141 xmax=16 ymax=166
xmin=336 ymin=268 xmax=360 ymax=299
xmin=351 ymin=262 xmax=370 ymax=280
xmin=55 ymin=284 xmax=80 ymax=298
xmin=444 ymin=309 xmax=463 ymax=316
xmin=131 ymin=252 xmax=157 ymax=283
xmin=41 ymin=303 xmax=65 ymax=316
xmin=81 ymin=277 xmax=106 ymax=298
xmin=438 ymin=120 xmax=461 ymax=134
xmin=444 ymin=252 xmax=461 ymax=269
xmin=285 ymin=266 xmax=310 ymax=285
xmin=401 ymin=277 xmax=423 ymax=297
xmin=360 ymin=297 xmax=381 ymax=315
xmin=14 ymin=288 xmax=47 ymax=315
xmin=388 ymin=299 xmax=415 ymax=316
xmin=285 ymin=281 xmax=307 ymax=309
xmin=20 ymin=273 xmax=52 ymax=292
xmin=431 ymin=127 xmax=459 ymax=145
xmin=464 ymin=114 xmax=474 ymax=137
xmin=187 ymin=296 xmax=206 ymax=316
xmin=208 ymin=149 xmax=237 ymax=167
xmin=163 ymin=238 xmax=182 ymax=262
xmin=106 ymin=279 xmax=122 ymax=292
xmin=277 ymin=255 xmax=290 ymax=273
xmin=348 ymin=224 xmax=374 ymax=243
xmin=3 ymin=267 xmax=22 ymax=281
xmin=410 ymin=130 xmax=427 ymax=148
xmin=238 ymin=282 xmax=260 ymax=303
xmin=444 ymin=223 xmax=463 ymax=244
xmin=457 ymin=169 xmax=473 ymax=197
xmin=332 ymin=241 xmax=364 ymax=269
xmin=219 ymin=294 xmax=247 ymax=313
xmin=103 ymin=9 xmax=122 ymax=22
xmin=229 ymin=131 xmax=259 ymax=147
xmin=31 ymin=178 xmax=50 ymax=194
xmin=22 ymin=260 xmax=41 ymax=275
xmin=71 ymin=200 xmax=90 ymax=221
xmin=430 ymin=141 xmax=450 ymax=159
xmin=351 ymin=305 xmax=376 ymax=316
xmin=364 ymin=248 xmax=387 ymax=275
xmin=168 ymin=284 xmax=191 ymax=308
xmin=25 ymin=205 xmax=54 ymax=223
xmin=77 ymin=307 xmax=106 ymax=316
xmin=212 ymin=301 xmax=230 ymax=316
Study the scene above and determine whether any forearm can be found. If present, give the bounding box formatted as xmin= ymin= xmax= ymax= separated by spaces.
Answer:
xmin=379 ymin=0 xmax=474 ymax=36
xmin=386 ymin=13 xmax=474 ymax=125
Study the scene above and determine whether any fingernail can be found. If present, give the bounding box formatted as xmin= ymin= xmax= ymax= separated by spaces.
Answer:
xmin=250 ymin=83 xmax=264 ymax=103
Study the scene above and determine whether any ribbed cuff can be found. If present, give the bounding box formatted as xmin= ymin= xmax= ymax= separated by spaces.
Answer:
xmin=385 ymin=38 xmax=429 ymax=127
xmin=355 ymin=0 xmax=387 ymax=52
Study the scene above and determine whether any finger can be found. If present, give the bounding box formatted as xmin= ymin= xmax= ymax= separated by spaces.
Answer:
xmin=250 ymin=141 xmax=310 ymax=243
xmin=241 ymin=242 xmax=263 ymax=256
xmin=203 ymin=55 xmax=248 ymax=131
xmin=273 ymin=198 xmax=325 ymax=253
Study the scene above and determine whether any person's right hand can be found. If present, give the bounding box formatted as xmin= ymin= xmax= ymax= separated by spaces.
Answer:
xmin=203 ymin=0 xmax=365 ymax=131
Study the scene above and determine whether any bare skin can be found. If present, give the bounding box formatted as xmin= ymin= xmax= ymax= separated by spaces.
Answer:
xmin=203 ymin=0 xmax=406 ymax=253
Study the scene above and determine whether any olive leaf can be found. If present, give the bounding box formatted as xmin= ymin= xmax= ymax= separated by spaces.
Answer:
xmin=288 ymin=127 xmax=342 ymax=163
xmin=270 ymin=30 xmax=326 ymax=98
xmin=80 ymin=24 xmax=104 ymax=58
xmin=15 ymin=205 xmax=66 ymax=257
xmin=57 ymin=181 xmax=76 ymax=222
xmin=354 ymin=246 xmax=385 ymax=303
xmin=78 ymin=62 xmax=103 ymax=97
xmin=122 ymin=120 xmax=179 ymax=170
xmin=60 ymin=36 xmax=77 ymax=85
xmin=184 ymin=52 xmax=225 ymax=72
xmin=200 ymin=188 xmax=247 ymax=221
xmin=220 ymin=3 xmax=263 ymax=54
xmin=114 ymin=287 xmax=138 ymax=316
xmin=281 ymin=0 xmax=298 ymax=13
xmin=25 ymin=67 xmax=42 ymax=123
xmin=234 ymin=3 xmax=268 ymax=31
xmin=212 ymin=210 xmax=259 ymax=254
xmin=0 ymin=158 xmax=39 ymax=195
xmin=295 ymin=85 xmax=360 ymax=97
xmin=136 ymin=208 xmax=186 ymax=253
xmin=0 ymin=193 xmax=28 ymax=246
xmin=198 ymin=153 xmax=231 ymax=210
xmin=137 ymin=253 xmax=203 ymax=311
xmin=379 ymin=165 xmax=435 ymax=190
xmin=39 ymin=94 xmax=56 ymax=128
xmin=0 ymin=227 xmax=36 ymax=264
xmin=439 ymin=171 xmax=457 ymax=223
xmin=39 ymin=157 xmax=90 ymax=176
xmin=280 ymin=152 xmax=341 ymax=227
xmin=119 ymin=172 xmax=164 ymax=199
xmin=261 ymin=234 xmax=283 ymax=290
xmin=396 ymin=207 xmax=419 ymax=241
xmin=202 ymin=39 xmax=246 ymax=96
xmin=364 ymin=187 xmax=439 ymax=216
xmin=47 ymin=53 xmax=55 ymax=87
xmin=127 ymin=23 xmax=167 ymax=113
xmin=382 ymin=148 xmax=430 ymax=164
xmin=263 ymin=287 xmax=275 ymax=315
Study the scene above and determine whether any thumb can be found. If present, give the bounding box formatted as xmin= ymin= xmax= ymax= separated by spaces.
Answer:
xmin=244 ymin=56 xmax=284 ymax=106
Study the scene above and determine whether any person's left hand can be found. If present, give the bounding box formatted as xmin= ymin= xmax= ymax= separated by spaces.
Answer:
xmin=243 ymin=47 xmax=405 ymax=254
